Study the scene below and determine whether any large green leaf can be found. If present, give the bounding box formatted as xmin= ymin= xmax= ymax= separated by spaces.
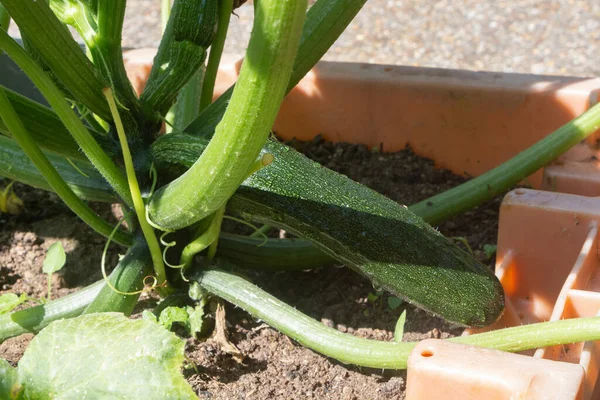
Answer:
xmin=0 ymin=358 xmax=19 ymax=399
xmin=17 ymin=313 xmax=198 ymax=399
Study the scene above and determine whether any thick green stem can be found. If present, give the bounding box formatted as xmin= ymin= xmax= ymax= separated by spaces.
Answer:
xmin=0 ymin=88 xmax=132 ymax=246
xmin=217 ymin=233 xmax=335 ymax=271
xmin=185 ymin=0 xmax=367 ymax=139
xmin=94 ymin=0 xmax=141 ymax=112
xmin=171 ymin=66 xmax=205 ymax=132
xmin=0 ymin=31 xmax=133 ymax=207
xmin=141 ymin=0 xmax=218 ymax=116
xmin=149 ymin=0 xmax=308 ymax=230
xmin=0 ymin=87 xmax=84 ymax=160
xmin=180 ymin=207 xmax=225 ymax=268
xmin=196 ymin=269 xmax=600 ymax=369
xmin=0 ymin=2 xmax=7 ymax=55
xmin=161 ymin=0 xmax=171 ymax=32
xmin=104 ymin=88 xmax=167 ymax=285
xmin=0 ymin=0 xmax=112 ymax=121
xmin=49 ymin=0 xmax=96 ymax=44
xmin=0 ymin=86 xmax=115 ymax=158
xmin=0 ymin=249 xmax=151 ymax=342
xmin=0 ymin=4 xmax=9 ymax=32
xmin=0 ymin=136 xmax=117 ymax=203
xmin=84 ymin=240 xmax=153 ymax=315
xmin=410 ymin=101 xmax=600 ymax=224
xmin=0 ymin=281 xmax=103 ymax=343
xmin=199 ymin=0 xmax=233 ymax=112
xmin=49 ymin=0 xmax=142 ymax=120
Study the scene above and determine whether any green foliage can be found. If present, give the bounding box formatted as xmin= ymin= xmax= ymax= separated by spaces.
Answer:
xmin=155 ymin=304 xmax=205 ymax=337
xmin=42 ymin=241 xmax=66 ymax=301
xmin=42 ymin=241 xmax=66 ymax=274
xmin=15 ymin=313 xmax=197 ymax=399
xmin=387 ymin=296 xmax=404 ymax=310
xmin=7 ymin=0 xmax=596 ymax=383
xmin=0 ymin=358 xmax=19 ymax=399
xmin=367 ymin=290 xmax=404 ymax=312
xmin=159 ymin=306 xmax=190 ymax=330
xmin=484 ymin=244 xmax=498 ymax=260
xmin=393 ymin=310 xmax=407 ymax=342
xmin=0 ymin=293 xmax=28 ymax=315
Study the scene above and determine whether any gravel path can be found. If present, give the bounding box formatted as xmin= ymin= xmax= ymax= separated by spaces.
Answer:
xmin=117 ymin=0 xmax=600 ymax=76
xmin=7 ymin=1 xmax=599 ymax=76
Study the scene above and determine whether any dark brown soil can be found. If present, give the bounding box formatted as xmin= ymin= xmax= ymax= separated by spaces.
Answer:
xmin=0 ymin=138 xmax=502 ymax=400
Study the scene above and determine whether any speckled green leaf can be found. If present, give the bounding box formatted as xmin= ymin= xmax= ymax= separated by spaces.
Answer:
xmin=0 ymin=358 xmax=19 ymax=399
xmin=17 ymin=313 xmax=198 ymax=400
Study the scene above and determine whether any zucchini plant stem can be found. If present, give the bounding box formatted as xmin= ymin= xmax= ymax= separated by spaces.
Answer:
xmin=410 ymin=101 xmax=600 ymax=224
xmin=184 ymin=0 xmax=368 ymax=138
xmin=196 ymin=269 xmax=600 ymax=369
xmin=250 ymin=224 xmax=273 ymax=238
xmin=0 ymin=0 xmax=112 ymax=121
xmin=180 ymin=207 xmax=225 ymax=268
xmin=94 ymin=0 xmax=141 ymax=113
xmin=161 ymin=0 xmax=171 ymax=33
xmin=0 ymin=31 xmax=133 ymax=207
xmin=199 ymin=0 xmax=233 ymax=112
xmin=0 ymin=280 xmax=104 ymax=342
xmin=50 ymin=0 xmax=141 ymax=117
xmin=141 ymin=0 xmax=218 ymax=116
xmin=0 ymin=4 xmax=9 ymax=32
xmin=148 ymin=0 xmax=308 ymax=230
xmin=0 ymin=3 xmax=7 ymax=57
xmin=170 ymin=66 xmax=205 ymax=132
xmin=103 ymin=88 xmax=167 ymax=285
xmin=0 ymin=87 xmax=132 ymax=247
xmin=0 ymin=135 xmax=118 ymax=204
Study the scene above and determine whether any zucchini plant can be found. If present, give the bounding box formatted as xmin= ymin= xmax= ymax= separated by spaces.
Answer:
xmin=2 ymin=0 xmax=600 ymax=397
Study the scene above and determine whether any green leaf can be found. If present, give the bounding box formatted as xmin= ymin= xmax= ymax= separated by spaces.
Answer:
xmin=0 ymin=358 xmax=20 ymax=399
xmin=158 ymin=306 xmax=190 ymax=331
xmin=42 ymin=241 xmax=66 ymax=274
xmin=484 ymin=244 xmax=498 ymax=260
xmin=186 ymin=305 xmax=204 ymax=337
xmin=387 ymin=296 xmax=404 ymax=310
xmin=188 ymin=281 xmax=206 ymax=301
xmin=0 ymin=293 xmax=27 ymax=315
xmin=17 ymin=313 xmax=198 ymax=399
xmin=393 ymin=310 xmax=407 ymax=342
xmin=366 ymin=292 xmax=379 ymax=304
xmin=142 ymin=309 xmax=158 ymax=322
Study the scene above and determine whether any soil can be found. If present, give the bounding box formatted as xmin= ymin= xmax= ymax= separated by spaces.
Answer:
xmin=0 ymin=138 xmax=502 ymax=400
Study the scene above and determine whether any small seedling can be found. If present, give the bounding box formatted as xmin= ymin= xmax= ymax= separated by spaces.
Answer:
xmin=366 ymin=289 xmax=404 ymax=316
xmin=393 ymin=310 xmax=407 ymax=342
xmin=483 ymin=244 xmax=498 ymax=261
xmin=42 ymin=241 xmax=66 ymax=302
xmin=387 ymin=296 xmax=404 ymax=310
